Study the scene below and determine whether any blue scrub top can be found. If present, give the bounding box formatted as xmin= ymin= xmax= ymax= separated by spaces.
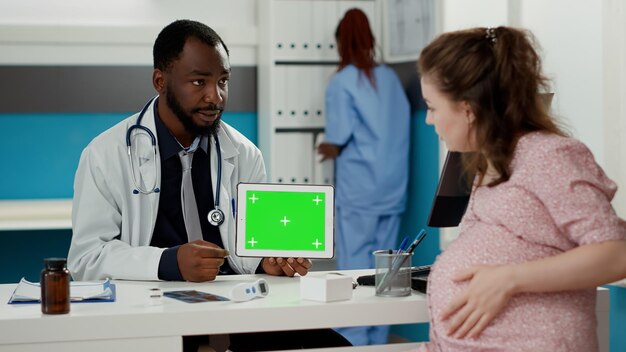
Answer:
xmin=324 ymin=64 xmax=410 ymax=214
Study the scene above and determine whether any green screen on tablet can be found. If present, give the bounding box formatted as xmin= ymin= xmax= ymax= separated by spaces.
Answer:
xmin=235 ymin=183 xmax=334 ymax=258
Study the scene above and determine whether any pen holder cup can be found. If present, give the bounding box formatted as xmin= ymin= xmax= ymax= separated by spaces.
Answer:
xmin=373 ymin=250 xmax=413 ymax=297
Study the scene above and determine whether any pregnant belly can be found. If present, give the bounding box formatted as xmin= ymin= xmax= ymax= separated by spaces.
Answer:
xmin=428 ymin=222 xmax=558 ymax=306
xmin=426 ymin=222 xmax=597 ymax=351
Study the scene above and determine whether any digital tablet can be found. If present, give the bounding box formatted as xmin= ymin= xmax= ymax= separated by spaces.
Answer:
xmin=235 ymin=183 xmax=334 ymax=259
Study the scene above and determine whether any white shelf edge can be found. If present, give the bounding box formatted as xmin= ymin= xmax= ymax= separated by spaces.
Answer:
xmin=0 ymin=199 xmax=72 ymax=231
xmin=609 ymin=279 xmax=626 ymax=288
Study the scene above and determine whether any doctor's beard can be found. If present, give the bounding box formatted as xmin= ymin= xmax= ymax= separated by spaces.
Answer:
xmin=166 ymin=88 xmax=221 ymax=137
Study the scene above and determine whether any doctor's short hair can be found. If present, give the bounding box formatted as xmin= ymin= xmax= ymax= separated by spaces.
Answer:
xmin=153 ymin=19 xmax=229 ymax=71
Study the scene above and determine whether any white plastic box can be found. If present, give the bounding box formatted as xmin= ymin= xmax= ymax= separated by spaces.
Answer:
xmin=300 ymin=273 xmax=353 ymax=302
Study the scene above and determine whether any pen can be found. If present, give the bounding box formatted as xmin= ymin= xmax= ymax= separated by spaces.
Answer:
xmin=376 ymin=229 xmax=427 ymax=294
xmin=231 ymin=198 xmax=236 ymax=217
xmin=396 ymin=236 xmax=410 ymax=255
xmin=404 ymin=229 xmax=427 ymax=256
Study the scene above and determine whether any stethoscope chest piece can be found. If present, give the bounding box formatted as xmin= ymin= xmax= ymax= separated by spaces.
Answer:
xmin=208 ymin=208 xmax=225 ymax=226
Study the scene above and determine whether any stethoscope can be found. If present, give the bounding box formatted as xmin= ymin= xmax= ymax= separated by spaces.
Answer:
xmin=126 ymin=98 xmax=225 ymax=227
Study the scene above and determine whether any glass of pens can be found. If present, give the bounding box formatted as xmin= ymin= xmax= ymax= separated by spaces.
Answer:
xmin=373 ymin=250 xmax=413 ymax=297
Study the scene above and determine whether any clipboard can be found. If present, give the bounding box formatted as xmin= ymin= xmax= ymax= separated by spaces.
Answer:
xmin=7 ymin=278 xmax=116 ymax=304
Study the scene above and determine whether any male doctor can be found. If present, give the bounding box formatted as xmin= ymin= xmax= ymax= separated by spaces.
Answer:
xmin=69 ymin=20 xmax=349 ymax=351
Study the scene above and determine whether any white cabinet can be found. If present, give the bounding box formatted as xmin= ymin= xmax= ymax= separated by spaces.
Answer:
xmin=257 ymin=0 xmax=379 ymax=184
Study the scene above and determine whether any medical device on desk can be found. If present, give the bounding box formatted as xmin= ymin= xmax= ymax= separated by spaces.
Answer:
xmin=230 ymin=279 xmax=269 ymax=302
xmin=126 ymin=98 xmax=225 ymax=226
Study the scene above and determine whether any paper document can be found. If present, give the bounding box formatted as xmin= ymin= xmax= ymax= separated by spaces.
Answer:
xmin=8 ymin=278 xmax=115 ymax=303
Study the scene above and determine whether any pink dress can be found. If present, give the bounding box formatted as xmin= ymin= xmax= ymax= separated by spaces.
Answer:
xmin=423 ymin=132 xmax=626 ymax=351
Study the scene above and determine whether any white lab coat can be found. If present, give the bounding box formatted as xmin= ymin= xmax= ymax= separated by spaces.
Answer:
xmin=68 ymin=98 xmax=265 ymax=281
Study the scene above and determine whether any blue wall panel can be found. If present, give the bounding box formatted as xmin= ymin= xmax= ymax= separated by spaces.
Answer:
xmin=0 ymin=230 xmax=72 ymax=283
xmin=0 ymin=112 xmax=258 ymax=200
xmin=610 ymin=285 xmax=626 ymax=351
xmin=392 ymin=109 xmax=441 ymax=342
xmin=0 ymin=113 xmax=124 ymax=199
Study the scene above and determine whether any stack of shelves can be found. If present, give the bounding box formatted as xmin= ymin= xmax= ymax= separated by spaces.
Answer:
xmin=257 ymin=0 xmax=379 ymax=185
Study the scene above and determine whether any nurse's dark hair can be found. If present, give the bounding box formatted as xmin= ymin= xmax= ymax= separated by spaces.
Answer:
xmin=153 ymin=19 xmax=229 ymax=71
xmin=335 ymin=8 xmax=376 ymax=87
xmin=417 ymin=26 xmax=566 ymax=186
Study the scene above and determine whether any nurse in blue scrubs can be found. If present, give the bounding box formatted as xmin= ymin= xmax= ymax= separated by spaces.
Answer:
xmin=317 ymin=8 xmax=411 ymax=346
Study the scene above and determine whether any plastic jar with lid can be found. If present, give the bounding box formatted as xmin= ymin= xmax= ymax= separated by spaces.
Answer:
xmin=41 ymin=258 xmax=70 ymax=314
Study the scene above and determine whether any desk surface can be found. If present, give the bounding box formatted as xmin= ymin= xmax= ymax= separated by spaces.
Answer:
xmin=0 ymin=270 xmax=428 ymax=347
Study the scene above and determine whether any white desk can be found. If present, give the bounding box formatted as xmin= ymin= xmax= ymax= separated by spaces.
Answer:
xmin=0 ymin=271 xmax=611 ymax=352
xmin=0 ymin=270 xmax=427 ymax=352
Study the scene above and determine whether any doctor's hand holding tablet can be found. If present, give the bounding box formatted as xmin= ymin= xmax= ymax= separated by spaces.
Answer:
xmin=261 ymin=257 xmax=312 ymax=277
xmin=177 ymin=240 xmax=313 ymax=282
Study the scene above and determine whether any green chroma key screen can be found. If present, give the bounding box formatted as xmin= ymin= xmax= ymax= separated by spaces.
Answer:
xmin=244 ymin=190 xmax=326 ymax=251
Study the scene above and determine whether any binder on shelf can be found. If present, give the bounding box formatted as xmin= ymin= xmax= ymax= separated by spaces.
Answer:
xmin=321 ymin=1 xmax=340 ymax=60
xmin=8 ymin=278 xmax=116 ymax=304
xmin=313 ymin=133 xmax=334 ymax=185
xmin=274 ymin=132 xmax=314 ymax=184
xmin=310 ymin=2 xmax=326 ymax=62
xmin=273 ymin=65 xmax=288 ymax=123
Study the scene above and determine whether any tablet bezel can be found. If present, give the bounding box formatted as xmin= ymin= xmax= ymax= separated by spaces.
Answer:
xmin=235 ymin=182 xmax=334 ymax=259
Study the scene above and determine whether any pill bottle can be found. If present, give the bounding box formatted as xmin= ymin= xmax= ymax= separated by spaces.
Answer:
xmin=41 ymin=258 xmax=70 ymax=314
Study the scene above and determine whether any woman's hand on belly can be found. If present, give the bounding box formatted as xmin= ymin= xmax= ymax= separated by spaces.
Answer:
xmin=441 ymin=264 xmax=519 ymax=340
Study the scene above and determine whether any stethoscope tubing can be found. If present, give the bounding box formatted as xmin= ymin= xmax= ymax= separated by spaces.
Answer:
xmin=127 ymin=99 xmax=159 ymax=194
